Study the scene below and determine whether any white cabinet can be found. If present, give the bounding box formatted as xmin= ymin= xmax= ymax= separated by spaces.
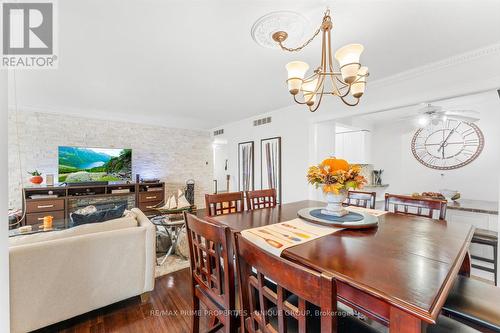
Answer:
xmin=335 ymin=130 xmax=371 ymax=164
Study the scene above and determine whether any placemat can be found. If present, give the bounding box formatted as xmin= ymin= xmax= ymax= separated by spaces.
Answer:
xmin=241 ymin=218 xmax=342 ymax=257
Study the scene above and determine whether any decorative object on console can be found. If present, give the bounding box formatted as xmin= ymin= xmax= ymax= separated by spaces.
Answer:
xmin=307 ymin=157 xmax=367 ymax=216
xmin=261 ymin=137 xmax=282 ymax=203
xmin=43 ymin=215 xmax=53 ymax=230
xmin=28 ymin=170 xmax=43 ymax=185
xmin=372 ymin=169 xmax=383 ymax=185
xmin=269 ymin=9 xmax=368 ymax=111
xmin=46 ymin=174 xmax=54 ymax=186
xmin=238 ymin=141 xmax=254 ymax=192
xmin=411 ymin=118 xmax=484 ymax=170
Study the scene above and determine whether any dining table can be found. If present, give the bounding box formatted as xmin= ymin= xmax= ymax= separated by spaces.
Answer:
xmin=198 ymin=200 xmax=475 ymax=333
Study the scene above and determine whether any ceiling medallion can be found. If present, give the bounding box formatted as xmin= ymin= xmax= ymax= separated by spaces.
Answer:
xmin=251 ymin=11 xmax=310 ymax=49
xmin=273 ymin=9 xmax=369 ymax=112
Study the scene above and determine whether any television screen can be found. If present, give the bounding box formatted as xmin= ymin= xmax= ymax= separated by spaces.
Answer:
xmin=58 ymin=146 xmax=132 ymax=183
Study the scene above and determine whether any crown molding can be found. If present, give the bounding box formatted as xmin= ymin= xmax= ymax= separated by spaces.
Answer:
xmin=369 ymin=43 xmax=500 ymax=88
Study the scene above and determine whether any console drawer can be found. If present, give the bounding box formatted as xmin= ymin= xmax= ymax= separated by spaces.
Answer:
xmin=26 ymin=199 xmax=65 ymax=213
xmin=138 ymin=191 xmax=164 ymax=203
xmin=26 ymin=210 xmax=65 ymax=225
xmin=138 ymin=201 xmax=162 ymax=212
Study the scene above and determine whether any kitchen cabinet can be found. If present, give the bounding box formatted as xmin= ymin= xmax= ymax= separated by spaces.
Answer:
xmin=335 ymin=130 xmax=371 ymax=164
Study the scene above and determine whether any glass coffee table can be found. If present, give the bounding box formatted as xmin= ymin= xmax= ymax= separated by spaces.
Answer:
xmin=151 ymin=214 xmax=187 ymax=266
xmin=9 ymin=219 xmax=67 ymax=237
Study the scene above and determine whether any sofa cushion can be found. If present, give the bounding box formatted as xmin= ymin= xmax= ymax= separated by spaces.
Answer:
xmin=9 ymin=211 xmax=138 ymax=247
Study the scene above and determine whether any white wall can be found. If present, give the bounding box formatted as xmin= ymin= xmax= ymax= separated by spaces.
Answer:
xmin=371 ymin=91 xmax=500 ymax=201
xmin=0 ymin=70 xmax=10 ymax=333
xmin=8 ymin=110 xmax=213 ymax=209
xmin=215 ymin=106 xmax=311 ymax=203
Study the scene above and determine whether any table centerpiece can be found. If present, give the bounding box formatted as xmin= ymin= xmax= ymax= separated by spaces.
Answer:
xmin=307 ymin=157 xmax=367 ymax=216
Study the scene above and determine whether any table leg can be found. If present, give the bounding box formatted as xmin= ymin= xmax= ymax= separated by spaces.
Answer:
xmin=459 ymin=251 xmax=471 ymax=277
xmin=389 ymin=307 xmax=422 ymax=333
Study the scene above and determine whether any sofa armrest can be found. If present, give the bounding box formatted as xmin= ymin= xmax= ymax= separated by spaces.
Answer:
xmin=131 ymin=208 xmax=156 ymax=291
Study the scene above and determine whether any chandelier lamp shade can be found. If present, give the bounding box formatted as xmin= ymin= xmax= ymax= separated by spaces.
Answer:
xmin=273 ymin=9 xmax=369 ymax=112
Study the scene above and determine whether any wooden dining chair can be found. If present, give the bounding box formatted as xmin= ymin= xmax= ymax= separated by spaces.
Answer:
xmin=344 ymin=190 xmax=376 ymax=209
xmin=245 ymin=189 xmax=277 ymax=210
xmin=184 ymin=213 xmax=238 ymax=333
xmin=205 ymin=192 xmax=245 ymax=217
xmin=384 ymin=193 xmax=447 ymax=220
xmin=232 ymin=233 xmax=378 ymax=333
xmin=442 ymin=275 xmax=500 ymax=333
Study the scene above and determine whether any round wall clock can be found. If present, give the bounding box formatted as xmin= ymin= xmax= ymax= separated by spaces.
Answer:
xmin=411 ymin=119 xmax=484 ymax=170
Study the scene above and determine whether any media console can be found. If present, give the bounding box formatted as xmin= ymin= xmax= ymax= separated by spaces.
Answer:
xmin=22 ymin=182 xmax=166 ymax=226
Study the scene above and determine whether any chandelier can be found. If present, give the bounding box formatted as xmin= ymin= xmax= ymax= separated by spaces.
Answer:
xmin=272 ymin=9 xmax=369 ymax=112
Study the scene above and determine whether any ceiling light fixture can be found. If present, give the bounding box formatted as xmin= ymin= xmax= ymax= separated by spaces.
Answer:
xmin=272 ymin=9 xmax=369 ymax=112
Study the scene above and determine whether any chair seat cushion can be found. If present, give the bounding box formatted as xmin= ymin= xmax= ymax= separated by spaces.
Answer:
xmin=443 ymin=275 xmax=500 ymax=332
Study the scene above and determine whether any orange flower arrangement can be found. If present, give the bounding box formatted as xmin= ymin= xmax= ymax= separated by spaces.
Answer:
xmin=307 ymin=157 xmax=367 ymax=194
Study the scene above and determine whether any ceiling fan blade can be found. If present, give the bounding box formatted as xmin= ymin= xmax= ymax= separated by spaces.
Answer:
xmin=444 ymin=110 xmax=480 ymax=115
xmin=446 ymin=115 xmax=480 ymax=122
xmin=418 ymin=104 xmax=442 ymax=113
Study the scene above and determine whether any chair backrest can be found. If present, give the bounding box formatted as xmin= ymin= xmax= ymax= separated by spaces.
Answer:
xmin=384 ymin=193 xmax=447 ymax=220
xmin=345 ymin=190 xmax=376 ymax=209
xmin=233 ymin=233 xmax=338 ymax=333
xmin=246 ymin=189 xmax=277 ymax=210
xmin=205 ymin=192 xmax=245 ymax=217
xmin=184 ymin=213 xmax=235 ymax=311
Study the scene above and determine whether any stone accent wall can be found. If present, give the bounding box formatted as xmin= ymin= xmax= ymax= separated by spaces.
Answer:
xmin=8 ymin=110 xmax=213 ymax=209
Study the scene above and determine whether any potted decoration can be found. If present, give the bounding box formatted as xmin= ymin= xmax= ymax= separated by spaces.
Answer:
xmin=28 ymin=170 xmax=43 ymax=185
xmin=307 ymin=157 xmax=367 ymax=216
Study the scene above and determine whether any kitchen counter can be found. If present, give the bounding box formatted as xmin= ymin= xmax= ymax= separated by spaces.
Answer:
xmin=447 ymin=199 xmax=498 ymax=215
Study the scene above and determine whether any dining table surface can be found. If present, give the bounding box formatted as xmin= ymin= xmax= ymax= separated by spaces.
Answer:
xmin=198 ymin=200 xmax=475 ymax=333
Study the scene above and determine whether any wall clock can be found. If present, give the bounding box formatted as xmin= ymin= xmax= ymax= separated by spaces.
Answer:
xmin=411 ymin=119 xmax=484 ymax=170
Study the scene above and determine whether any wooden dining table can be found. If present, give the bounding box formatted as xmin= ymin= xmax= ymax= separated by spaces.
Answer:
xmin=199 ymin=200 xmax=475 ymax=333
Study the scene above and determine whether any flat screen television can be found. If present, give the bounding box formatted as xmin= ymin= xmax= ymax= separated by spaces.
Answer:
xmin=58 ymin=146 xmax=132 ymax=183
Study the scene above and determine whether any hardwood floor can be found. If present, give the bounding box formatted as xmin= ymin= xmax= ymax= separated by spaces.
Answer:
xmin=33 ymin=268 xmax=215 ymax=333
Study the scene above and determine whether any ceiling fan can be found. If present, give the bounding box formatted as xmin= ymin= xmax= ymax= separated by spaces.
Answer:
xmin=412 ymin=103 xmax=480 ymax=127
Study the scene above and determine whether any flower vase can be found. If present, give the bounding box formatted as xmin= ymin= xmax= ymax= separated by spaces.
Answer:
xmin=322 ymin=190 xmax=348 ymax=217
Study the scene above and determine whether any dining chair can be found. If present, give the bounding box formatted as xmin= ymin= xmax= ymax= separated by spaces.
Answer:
xmin=384 ymin=193 xmax=447 ymax=220
xmin=245 ymin=188 xmax=277 ymax=210
xmin=205 ymin=192 xmax=245 ymax=217
xmin=345 ymin=190 xmax=376 ymax=209
xmin=184 ymin=213 xmax=238 ymax=333
xmin=442 ymin=275 xmax=500 ymax=333
xmin=470 ymin=229 xmax=497 ymax=286
xmin=232 ymin=232 xmax=379 ymax=333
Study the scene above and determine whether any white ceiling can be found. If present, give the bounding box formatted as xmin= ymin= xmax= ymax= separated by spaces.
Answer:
xmin=8 ymin=0 xmax=500 ymax=129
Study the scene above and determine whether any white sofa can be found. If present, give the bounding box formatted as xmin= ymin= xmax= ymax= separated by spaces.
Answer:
xmin=9 ymin=208 xmax=156 ymax=333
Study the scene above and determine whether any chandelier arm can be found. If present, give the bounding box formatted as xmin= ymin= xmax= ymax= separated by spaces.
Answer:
xmin=339 ymin=95 xmax=360 ymax=107
xmin=293 ymin=94 xmax=309 ymax=105
xmin=308 ymin=77 xmax=326 ymax=112
xmin=338 ymin=84 xmax=352 ymax=98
